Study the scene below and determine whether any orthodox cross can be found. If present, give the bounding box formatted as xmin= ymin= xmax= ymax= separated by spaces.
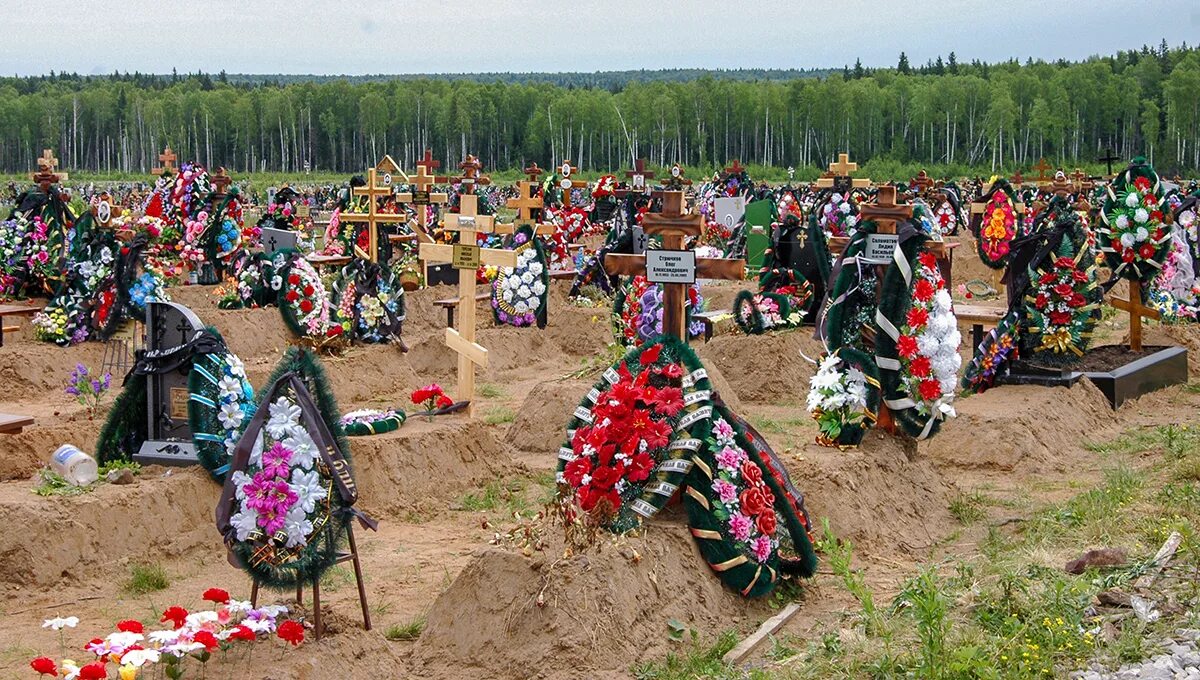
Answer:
xmin=505 ymin=173 xmax=547 ymax=229
xmin=556 ymin=160 xmax=588 ymax=208
xmin=723 ymin=159 xmax=746 ymax=176
xmin=911 ymin=169 xmax=934 ymax=194
xmin=93 ymin=192 xmax=123 ymax=228
xmin=1100 ymin=148 xmax=1121 ymax=177
xmin=1032 ymin=158 xmax=1053 ymax=185
xmin=1069 ymin=169 xmax=1094 ymax=194
xmin=457 ymin=154 xmax=490 ymax=195
xmin=1108 ymin=284 xmax=1159 ymax=353
xmin=31 ymin=148 xmax=67 ymax=192
xmin=661 ymin=163 xmax=692 ymax=191
xmin=210 ymin=167 xmax=233 ymax=212
xmin=815 ymin=153 xmax=870 ymax=193
xmin=417 ymin=193 xmax=518 ymax=417
xmin=341 ymin=164 xmax=399 ymax=262
xmin=152 ymin=146 xmax=178 ymax=177
xmin=1049 ymin=170 xmax=1073 ymax=197
xmin=1010 ymin=170 xmax=1025 ymax=186
xmin=860 ymin=185 xmax=912 ymax=236
xmin=395 ymin=149 xmax=450 ymax=243
xmin=618 ymin=158 xmax=654 ymax=197
xmin=374 ymin=155 xmax=405 ymax=189
xmin=602 ymin=191 xmax=745 ymax=340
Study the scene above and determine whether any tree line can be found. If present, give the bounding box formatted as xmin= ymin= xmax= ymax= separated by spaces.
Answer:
xmin=1 ymin=42 xmax=1198 ymax=177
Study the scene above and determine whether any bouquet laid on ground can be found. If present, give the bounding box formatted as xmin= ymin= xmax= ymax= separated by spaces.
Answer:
xmin=805 ymin=349 xmax=879 ymax=448
xmin=28 ymin=588 xmax=302 ymax=680
xmin=339 ymin=408 xmax=406 ymax=436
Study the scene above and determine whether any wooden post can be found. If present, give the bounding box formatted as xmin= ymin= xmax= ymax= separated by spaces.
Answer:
xmin=1108 ymin=284 xmax=1159 ymax=352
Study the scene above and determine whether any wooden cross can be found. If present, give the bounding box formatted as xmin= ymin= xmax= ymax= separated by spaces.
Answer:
xmin=210 ymin=167 xmax=233 ymax=210
xmin=152 ymin=146 xmax=177 ymax=177
xmin=1108 ymin=284 xmax=1159 ymax=353
xmin=1032 ymin=158 xmax=1053 ymax=185
xmin=626 ymin=158 xmax=654 ymax=192
xmin=92 ymin=192 xmax=123 ymax=229
xmin=1100 ymin=148 xmax=1121 ymax=177
xmin=505 ymin=177 xmax=545 ymax=228
xmin=662 ymin=163 xmax=692 ymax=191
xmin=723 ymin=159 xmax=746 ymax=176
xmin=1049 ymin=170 xmax=1073 ymax=197
xmin=523 ymin=162 xmax=544 ymax=184
xmin=417 ymin=193 xmax=518 ymax=417
xmin=1010 ymin=170 xmax=1025 ymax=186
xmin=457 ymin=154 xmax=490 ymax=195
xmin=1070 ymin=168 xmax=1094 ymax=194
xmin=911 ymin=169 xmax=934 ymax=193
xmin=815 ymin=153 xmax=870 ymax=192
xmin=860 ymin=185 xmax=912 ymax=236
xmin=395 ymin=150 xmax=450 ymax=244
xmin=31 ymin=148 xmax=67 ymax=192
xmin=341 ymin=165 xmax=401 ymax=262
xmin=556 ymin=160 xmax=588 ymax=208
xmin=602 ymin=191 xmax=745 ymax=340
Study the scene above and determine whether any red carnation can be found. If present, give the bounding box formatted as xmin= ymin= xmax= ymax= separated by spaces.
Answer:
xmin=906 ymin=307 xmax=929 ymax=329
xmin=660 ymin=362 xmax=683 ymax=380
xmin=740 ymin=460 xmax=764 ymax=486
xmin=564 ymin=457 xmax=592 ymax=486
xmin=897 ymin=334 xmax=919 ymax=358
xmin=909 ymin=355 xmax=932 ymax=378
xmin=589 ymin=465 xmax=621 ymax=490
xmin=1111 ymin=238 xmax=1122 ymax=251
xmin=193 ymin=630 xmax=219 ymax=651
xmin=79 ymin=663 xmax=107 ymax=680
xmin=1139 ymin=243 xmax=1157 ymax=260
xmin=918 ymin=379 xmax=942 ymax=401
xmin=30 ymin=657 xmax=56 ymax=676
xmin=116 ymin=619 xmax=144 ymax=633
xmin=739 ymin=487 xmax=770 ymax=516
xmin=579 ymin=485 xmax=620 ymax=513
xmin=913 ymin=279 xmax=935 ymax=302
xmin=1122 ymin=248 xmax=1136 ymax=263
xmin=1049 ymin=311 xmax=1072 ymax=326
xmin=202 ymin=588 xmax=230 ymax=604
xmin=288 ymin=274 xmax=300 ymax=286
xmin=1068 ymin=293 xmax=1086 ymax=308
xmin=229 ymin=625 xmax=257 ymax=642
xmin=639 ymin=343 xmax=662 ymax=365
xmin=918 ymin=252 xmax=938 ymax=270
xmin=1072 ymin=269 xmax=1089 ymax=283
xmin=299 ymin=299 xmax=314 ymax=313
xmin=435 ymin=395 xmax=453 ymax=409
xmin=285 ymin=290 xmax=299 ymax=303
xmin=755 ymin=511 xmax=778 ymax=536
xmin=160 ymin=606 xmax=188 ymax=629
xmin=326 ymin=325 xmax=343 ymax=337
xmin=276 ymin=618 xmax=304 ymax=647
xmin=303 ymin=285 xmax=314 ymax=296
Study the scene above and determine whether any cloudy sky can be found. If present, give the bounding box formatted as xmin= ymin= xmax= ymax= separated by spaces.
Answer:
xmin=2 ymin=0 xmax=1197 ymax=76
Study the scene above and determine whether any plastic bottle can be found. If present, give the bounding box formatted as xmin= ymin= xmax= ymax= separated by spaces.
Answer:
xmin=50 ymin=444 xmax=99 ymax=486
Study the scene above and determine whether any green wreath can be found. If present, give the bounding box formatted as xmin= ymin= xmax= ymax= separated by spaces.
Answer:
xmin=1099 ymin=156 xmax=1171 ymax=285
xmin=733 ymin=290 xmax=795 ymax=335
xmin=1020 ymin=213 xmax=1102 ymax=365
xmin=808 ymin=346 xmax=881 ymax=448
xmin=683 ymin=400 xmax=817 ymax=598
xmin=491 ymin=224 xmax=550 ymax=328
xmin=822 ymin=227 xmax=879 ymax=355
xmin=974 ymin=179 xmax=1020 ymax=270
xmin=557 ymin=335 xmax=714 ymax=534
xmin=188 ymin=334 xmax=256 ymax=482
xmin=340 ymin=409 xmax=406 ymax=436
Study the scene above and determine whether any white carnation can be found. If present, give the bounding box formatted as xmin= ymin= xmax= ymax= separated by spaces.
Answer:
xmin=1115 ymin=214 xmax=1129 ymax=229
xmin=1134 ymin=208 xmax=1149 ymax=224
xmin=1125 ymin=192 xmax=1139 ymax=208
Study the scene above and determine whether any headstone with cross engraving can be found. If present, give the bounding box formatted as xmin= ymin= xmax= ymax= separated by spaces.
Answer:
xmin=133 ymin=301 xmax=206 ymax=466
xmin=262 ymin=227 xmax=299 ymax=255
xmin=418 ymin=194 xmax=518 ymax=417
xmin=603 ymin=191 xmax=745 ymax=340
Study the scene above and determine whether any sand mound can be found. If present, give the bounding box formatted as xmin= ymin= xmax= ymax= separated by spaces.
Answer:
xmin=697 ymin=328 xmax=821 ymax=405
xmin=411 ymin=507 xmax=773 ymax=680
xmin=508 ymin=379 xmax=591 ymax=454
xmin=923 ymin=380 xmax=1114 ymax=474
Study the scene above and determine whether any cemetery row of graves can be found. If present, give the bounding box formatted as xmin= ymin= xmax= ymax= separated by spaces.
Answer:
xmin=0 ymin=143 xmax=1197 ymax=678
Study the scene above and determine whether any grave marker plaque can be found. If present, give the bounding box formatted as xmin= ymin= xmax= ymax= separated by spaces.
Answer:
xmin=134 ymin=301 xmax=205 ymax=467
xmin=262 ymin=227 xmax=299 ymax=255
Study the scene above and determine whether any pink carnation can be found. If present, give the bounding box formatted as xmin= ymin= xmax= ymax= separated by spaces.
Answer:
xmin=715 ymin=446 xmax=745 ymax=473
xmin=712 ymin=479 xmax=739 ymax=504
xmin=729 ymin=512 xmax=752 ymax=541
xmin=752 ymin=535 xmax=773 ymax=562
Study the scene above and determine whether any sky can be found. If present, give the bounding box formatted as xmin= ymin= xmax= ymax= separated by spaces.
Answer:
xmin=1 ymin=0 xmax=1197 ymax=76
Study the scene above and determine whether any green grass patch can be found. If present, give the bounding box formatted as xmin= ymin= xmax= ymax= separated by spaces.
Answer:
xmin=478 ymin=383 xmax=504 ymax=398
xmin=123 ymin=563 xmax=169 ymax=595
xmin=948 ymin=492 xmax=987 ymax=525
xmin=459 ymin=479 xmax=530 ymax=514
xmin=384 ymin=616 xmax=426 ymax=641
xmin=483 ymin=406 xmax=516 ymax=425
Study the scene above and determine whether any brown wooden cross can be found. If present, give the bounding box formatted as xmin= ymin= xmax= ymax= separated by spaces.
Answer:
xmin=556 ymin=160 xmax=588 ymax=208
xmin=1032 ymin=158 xmax=1053 ymax=185
xmin=1010 ymin=170 xmax=1025 ymax=186
xmin=458 ymin=154 xmax=490 ymax=195
xmin=505 ymin=177 xmax=546 ymax=228
xmin=626 ymin=158 xmax=654 ymax=192
xmin=860 ymin=185 xmax=912 ymax=236
xmin=31 ymin=148 xmax=67 ymax=192
xmin=911 ymin=169 xmax=934 ymax=194
xmin=417 ymin=193 xmax=518 ymax=417
xmin=1070 ymin=169 xmax=1094 ymax=194
xmin=395 ymin=150 xmax=450 ymax=245
xmin=1049 ymin=170 xmax=1073 ymax=197
xmin=341 ymin=163 xmax=402 ymax=262
xmin=152 ymin=146 xmax=177 ymax=177
xmin=815 ymin=153 xmax=870 ymax=192
xmin=210 ymin=167 xmax=233 ymax=210
xmin=92 ymin=191 xmax=122 ymax=228
xmin=522 ymin=162 xmax=544 ymax=184
xmin=661 ymin=163 xmax=692 ymax=191
xmin=1108 ymin=284 xmax=1159 ymax=352
xmin=602 ymin=191 xmax=745 ymax=340
xmin=723 ymin=159 xmax=746 ymax=176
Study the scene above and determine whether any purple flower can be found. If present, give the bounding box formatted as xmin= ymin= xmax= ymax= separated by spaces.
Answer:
xmin=65 ymin=385 xmax=80 ymax=396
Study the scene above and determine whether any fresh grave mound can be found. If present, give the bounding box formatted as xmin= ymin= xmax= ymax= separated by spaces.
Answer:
xmin=793 ymin=433 xmax=955 ymax=557
xmin=410 ymin=512 xmax=775 ymax=680
xmin=507 ymin=378 xmax=592 ymax=454
xmin=0 ymin=467 xmax=220 ymax=588
xmin=1157 ymin=324 xmax=1200 ymax=378
xmin=922 ymin=380 xmax=1113 ymax=474
xmin=0 ymin=422 xmax=98 ymax=481
xmin=696 ymin=329 xmax=823 ymax=405
xmin=347 ymin=417 xmax=522 ymax=516
xmin=0 ymin=336 xmax=107 ymax=401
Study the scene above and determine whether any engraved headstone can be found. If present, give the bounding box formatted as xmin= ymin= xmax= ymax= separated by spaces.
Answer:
xmin=134 ymin=301 xmax=205 ymax=466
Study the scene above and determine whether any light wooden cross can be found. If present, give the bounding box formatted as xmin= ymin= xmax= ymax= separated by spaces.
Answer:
xmin=911 ymin=169 xmax=934 ymax=193
xmin=210 ymin=167 xmax=233 ymax=207
xmin=417 ymin=194 xmax=518 ymax=417
xmin=395 ymin=150 xmax=450 ymax=243
xmin=1070 ymin=169 xmax=1094 ymax=194
xmin=616 ymin=158 xmax=654 ymax=197
xmin=341 ymin=165 xmax=401 ymax=262
xmin=152 ymin=146 xmax=177 ymax=177
xmin=457 ymin=154 xmax=490 ymax=195
xmin=861 ymin=185 xmax=912 ymax=236
xmin=815 ymin=153 xmax=871 ymax=192
xmin=602 ymin=191 xmax=745 ymax=340
xmin=1108 ymin=284 xmax=1159 ymax=352
xmin=505 ymin=175 xmax=547 ymax=228
xmin=1049 ymin=170 xmax=1073 ymax=197
xmin=1032 ymin=158 xmax=1053 ymax=185
xmin=31 ymin=148 xmax=67 ymax=192
xmin=556 ymin=160 xmax=588 ymax=207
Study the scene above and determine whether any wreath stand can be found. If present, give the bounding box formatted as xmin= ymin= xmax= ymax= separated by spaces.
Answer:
xmin=249 ymin=523 xmax=371 ymax=640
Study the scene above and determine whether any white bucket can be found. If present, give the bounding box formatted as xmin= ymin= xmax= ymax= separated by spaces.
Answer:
xmin=50 ymin=444 xmax=98 ymax=486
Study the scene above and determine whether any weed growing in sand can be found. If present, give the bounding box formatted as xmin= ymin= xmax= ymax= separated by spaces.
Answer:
xmin=384 ymin=616 xmax=426 ymax=641
xmin=123 ymin=563 xmax=169 ymax=595
xmin=632 ymin=629 xmax=745 ymax=680
xmin=478 ymin=383 xmax=505 ymax=398
xmin=948 ymin=491 xmax=987 ymax=524
xmin=460 ymin=479 xmax=530 ymax=515
xmin=483 ymin=406 xmax=516 ymax=425
xmin=814 ymin=520 xmax=886 ymax=639
xmin=33 ymin=461 xmax=141 ymax=496
xmin=319 ymin=565 xmax=354 ymax=592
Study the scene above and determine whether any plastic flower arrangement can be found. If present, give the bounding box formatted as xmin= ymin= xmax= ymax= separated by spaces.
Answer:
xmin=806 ymin=353 xmax=873 ymax=447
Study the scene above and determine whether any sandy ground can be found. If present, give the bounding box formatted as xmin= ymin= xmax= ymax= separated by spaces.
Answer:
xmin=1 ymin=233 xmax=1198 ymax=679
